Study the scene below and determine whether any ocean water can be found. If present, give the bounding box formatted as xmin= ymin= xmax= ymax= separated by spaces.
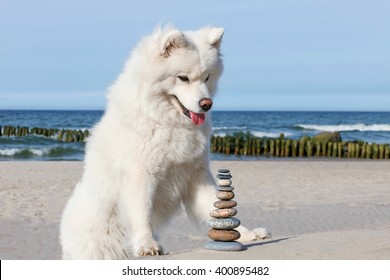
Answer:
xmin=1 ymin=110 xmax=390 ymax=160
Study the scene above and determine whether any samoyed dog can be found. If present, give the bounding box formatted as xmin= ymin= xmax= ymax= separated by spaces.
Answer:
xmin=60 ymin=26 xmax=270 ymax=259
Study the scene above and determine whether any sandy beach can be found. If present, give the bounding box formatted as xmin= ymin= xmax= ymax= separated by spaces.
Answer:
xmin=0 ymin=160 xmax=389 ymax=260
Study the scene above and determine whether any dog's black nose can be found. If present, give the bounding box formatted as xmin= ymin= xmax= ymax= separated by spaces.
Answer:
xmin=199 ymin=98 xmax=213 ymax=112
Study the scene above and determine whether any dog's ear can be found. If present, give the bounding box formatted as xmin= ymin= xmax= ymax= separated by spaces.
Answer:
xmin=208 ymin=27 xmax=224 ymax=49
xmin=160 ymin=30 xmax=187 ymax=57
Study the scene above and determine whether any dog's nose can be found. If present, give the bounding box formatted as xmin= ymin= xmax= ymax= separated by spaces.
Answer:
xmin=199 ymin=98 xmax=213 ymax=112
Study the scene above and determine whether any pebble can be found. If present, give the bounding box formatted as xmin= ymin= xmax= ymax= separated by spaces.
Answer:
xmin=218 ymin=169 xmax=230 ymax=173
xmin=213 ymin=200 xmax=237 ymax=209
xmin=204 ymin=241 xmax=247 ymax=251
xmin=216 ymin=185 xmax=234 ymax=191
xmin=218 ymin=179 xmax=232 ymax=186
xmin=217 ymin=174 xmax=232 ymax=179
xmin=210 ymin=208 xmax=237 ymax=218
xmin=208 ymin=228 xmax=241 ymax=241
xmin=208 ymin=217 xmax=240 ymax=229
xmin=216 ymin=191 xmax=235 ymax=200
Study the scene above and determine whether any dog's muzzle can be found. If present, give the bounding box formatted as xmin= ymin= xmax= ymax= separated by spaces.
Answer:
xmin=172 ymin=96 xmax=208 ymax=125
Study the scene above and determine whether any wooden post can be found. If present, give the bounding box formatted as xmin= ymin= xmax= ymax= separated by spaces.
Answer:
xmin=245 ymin=133 xmax=251 ymax=155
xmin=292 ymin=140 xmax=298 ymax=157
xmin=299 ymin=139 xmax=306 ymax=157
xmin=243 ymin=142 xmax=248 ymax=155
xmin=234 ymin=136 xmax=240 ymax=155
xmin=64 ymin=130 xmax=71 ymax=142
xmin=10 ymin=126 xmax=15 ymax=136
xmin=22 ymin=127 xmax=29 ymax=136
xmin=226 ymin=137 xmax=232 ymax=155
xmin=275 ymin=139 xmax=280 ymax=157
xmin=321 ymin=142 xmax=327 ymax=157
xmin=221 ymin=137 xmax=226 ymax=154
xmin=58 ymin=130 xmax=65 ymax=141
xmin=372 ymin=144 xmax=379 ymax=159
xmin=350 ymin=143 xmax=355 ymax=158
xmin=217 ymin=136 xmax=222 ymax=153
xmin=366 ymin=144 xmax=372 ymax=159
xmin=316 ymin=142 xmax=321 ymax=157
xmin=251 ymin=138 xmax=256 ymax=155
xmin=379 ymin=144 xmax=385 ymax=159
xmin=327 ymin=142 xmax=333 ymax=157
xmin=338 ymin=142 xmax=343 ymax=158
xmin=15 ymin=126 xmax=21 ymax=137
xmin=347 ymin=143 xmax=351 ymax=158
xmin=280 ymin=139 xmax=285 ymax=157
xmin=269 ymin=139 xmax=275 ymax=156
xmin=256 ymin=139 xmax=261 ymax=155
xmin=75 ymin=130 xmax=83 ymax=142
xmin=285 ymin=139 xmax=291 ymax=157
xmin=355 ymin=143 xmax=360 ymax=158
xmin=361 ymin=143 xmax=367 ymax=159
xmin=332 ymin=142 xmax=338 ymax=158
xmin=263 ymin=139 xmax=269 ymax=156
xmin=306 ymin=141 xmax=313 ymax=157
xmin=226 ymin=136 xmax=234 ymax=155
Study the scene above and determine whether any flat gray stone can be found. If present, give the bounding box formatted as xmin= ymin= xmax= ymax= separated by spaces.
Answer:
xmin=217 ymin=174 xmax=232 ymax=179
xmin=204 ymin=241 xmax=247 ymax=251
xmin=216 ymin=185 xmax=234 ymax=191
xmin=208 ymin=217 xmax=240 ymax=229
xmin=218 ymin=169 xmax=230 ymax=173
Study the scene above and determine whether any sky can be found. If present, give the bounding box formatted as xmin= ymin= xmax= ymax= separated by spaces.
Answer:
xmin=0 ymin=0 xmax=389 ymax=111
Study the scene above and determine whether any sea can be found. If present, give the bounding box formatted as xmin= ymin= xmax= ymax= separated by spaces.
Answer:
xmin=1 ymin=110 xmax=390 ymax=161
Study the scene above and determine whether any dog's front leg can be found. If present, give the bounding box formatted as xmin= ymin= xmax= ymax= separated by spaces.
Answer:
xmin=120 ymin=175 xmax=163 ymax=257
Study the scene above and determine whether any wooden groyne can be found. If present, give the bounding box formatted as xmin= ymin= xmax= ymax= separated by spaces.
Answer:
xmin=210 ymin=132 xmax=390 ymax=160
xmin=1 ymin=126 xmax=389 ymax=159
xmin=0 ymin=125 xmax=89 ymax=143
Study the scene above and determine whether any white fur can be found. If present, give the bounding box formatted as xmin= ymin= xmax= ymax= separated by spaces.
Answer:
xmin=60 ymin=26 xmax=270 ymax=259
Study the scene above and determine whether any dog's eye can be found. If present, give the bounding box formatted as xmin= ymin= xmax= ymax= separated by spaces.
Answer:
xmin=178 ymin=75 xmax=189 ymax=83
xmin=205 ymin=74 xmax=210 ymax=83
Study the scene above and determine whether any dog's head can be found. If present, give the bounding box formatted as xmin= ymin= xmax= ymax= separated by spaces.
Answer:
xmin=122 ymin=26 xmax=224 ymax=126
xmin=158 ymin=27 xmax=224 ymax=125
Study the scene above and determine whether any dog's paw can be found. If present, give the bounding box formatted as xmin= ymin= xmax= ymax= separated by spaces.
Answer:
xmin=135 ymin=241 xmax=164 ymax=256
xmin=251 ymin=227 xmax=272 ymax=240
xmin=238 ymin=227 xmax=272 ymax=242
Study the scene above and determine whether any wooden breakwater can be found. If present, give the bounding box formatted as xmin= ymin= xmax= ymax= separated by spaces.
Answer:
xmin=1 ymin=126 xmax=389 ymax=159
xmin=0 ymin=125 xmax=89 ymax=143
xmin=211 ymin=132 xmax=390 ymax=160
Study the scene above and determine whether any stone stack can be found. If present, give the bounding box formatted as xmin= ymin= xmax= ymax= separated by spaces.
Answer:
xmin=205 ymin=169 xmax=246 ymax=251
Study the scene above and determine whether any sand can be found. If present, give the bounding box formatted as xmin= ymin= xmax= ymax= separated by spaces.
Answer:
xmin=0 ymin=160 xmax=389 ymax=260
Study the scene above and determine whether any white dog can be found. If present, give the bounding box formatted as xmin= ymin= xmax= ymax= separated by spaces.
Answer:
xmin=60 ymin=26 xmax=270 ymax=259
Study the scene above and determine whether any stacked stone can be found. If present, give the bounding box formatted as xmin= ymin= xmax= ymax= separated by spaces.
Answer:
xmin=205 ymin=169 xmax=246 ymax=251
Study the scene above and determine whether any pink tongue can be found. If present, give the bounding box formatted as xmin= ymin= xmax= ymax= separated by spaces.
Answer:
xmin=189 ymin=111 xmax=205 ymax=125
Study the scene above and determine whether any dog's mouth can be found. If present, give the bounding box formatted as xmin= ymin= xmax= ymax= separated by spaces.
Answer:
xmin=172 ymin=96 xmax=205 ymax=125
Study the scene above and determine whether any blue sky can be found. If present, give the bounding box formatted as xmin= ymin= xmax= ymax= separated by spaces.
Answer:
xmin=0 ymin=0 xmax=389 ymax=110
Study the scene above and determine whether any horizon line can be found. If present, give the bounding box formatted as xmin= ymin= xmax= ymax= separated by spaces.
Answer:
xmin=1 ymin=108 xmax=390 ymax=113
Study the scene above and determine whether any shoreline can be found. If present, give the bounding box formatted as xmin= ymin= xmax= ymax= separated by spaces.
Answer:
xmin=2 ymin=156 xmax=390 ymax=162
xmin=1 ymin=160 xmax=389 ymax=259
